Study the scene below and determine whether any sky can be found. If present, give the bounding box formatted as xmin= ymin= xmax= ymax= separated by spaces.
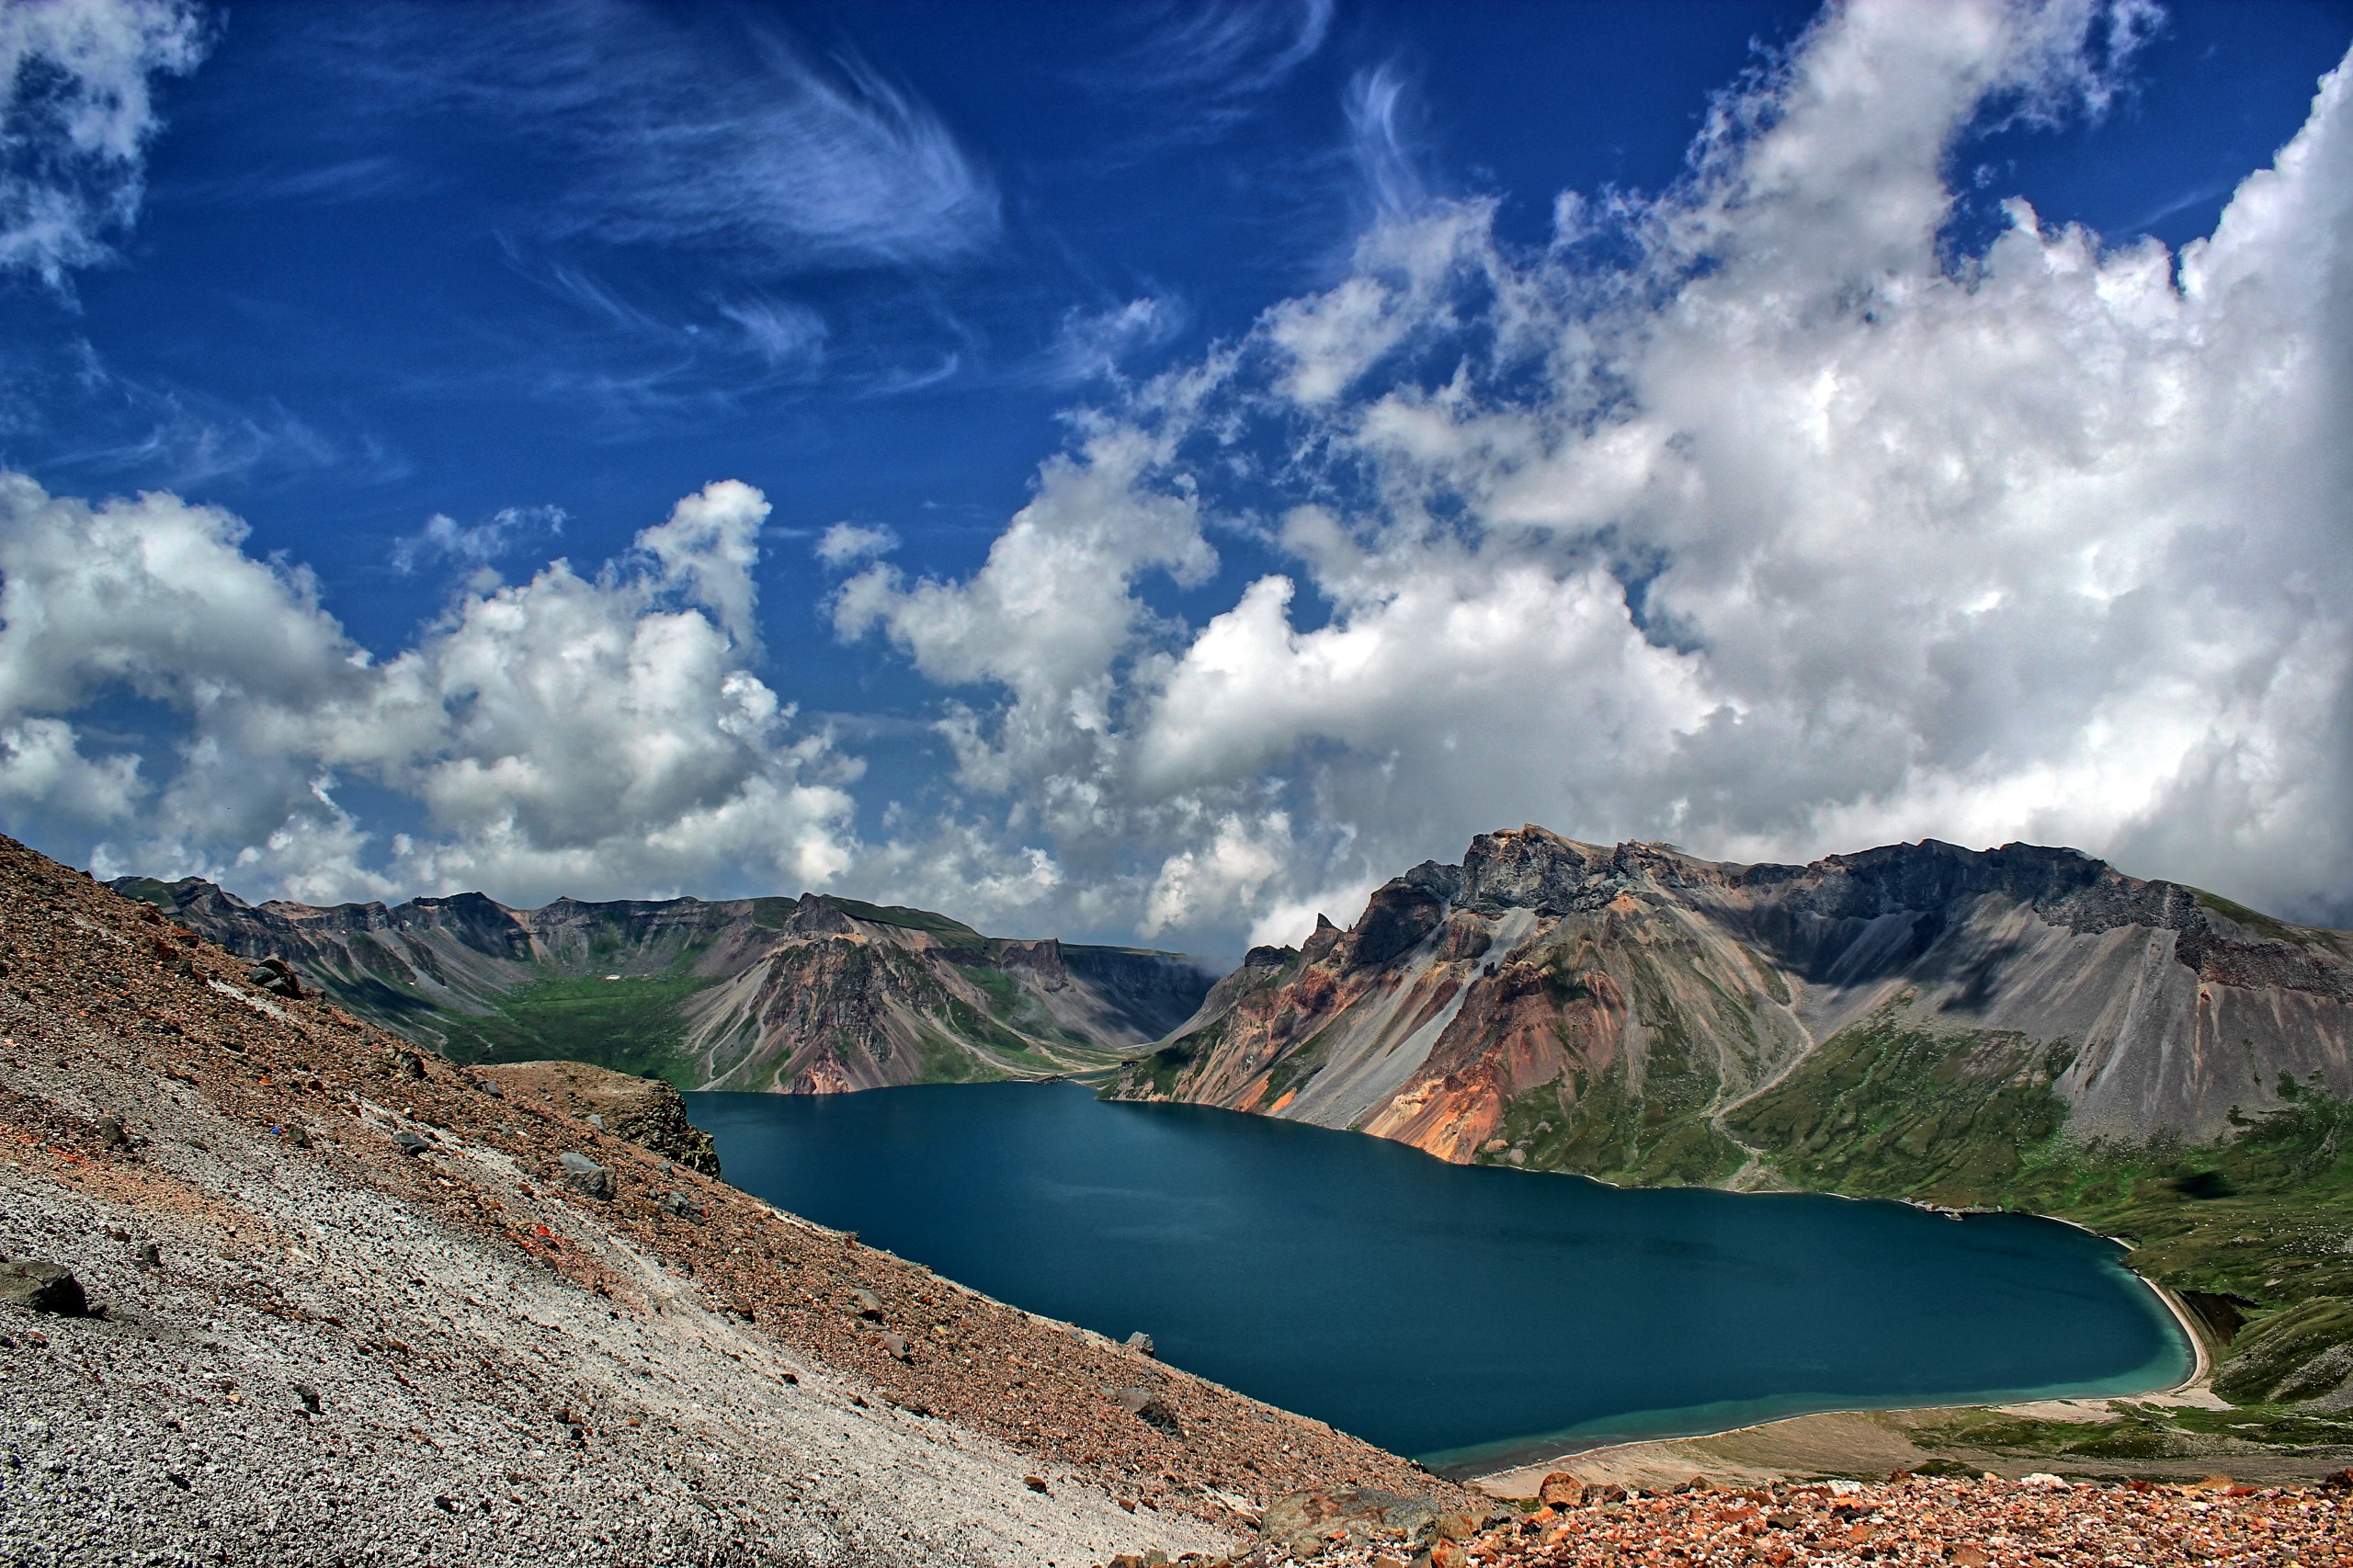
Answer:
xmin=1 ymin=0 xmax=2350 ymax=950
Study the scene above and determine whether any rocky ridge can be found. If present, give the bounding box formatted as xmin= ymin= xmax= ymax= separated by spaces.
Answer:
xmin=113 ymin=876 xmax=1219 ymax=1096
xmin=3 ymin=836 xmax=1452 ymax=1566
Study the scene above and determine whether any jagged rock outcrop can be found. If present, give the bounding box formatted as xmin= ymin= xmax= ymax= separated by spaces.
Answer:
xmin=111 ymin=877 xmax=1219 ymax=1095
xmin=477 ymin=1060 xmax=722 ymax=1175
xmin=1113 ymin=828 xmax=2353 ymax=1185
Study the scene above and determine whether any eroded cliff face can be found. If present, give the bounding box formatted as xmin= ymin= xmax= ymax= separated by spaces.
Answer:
xmin=110 ymin=877 xmax=1218 ymax=1094
xmin=1110 ymin=828 xmax=2353 ymax=1192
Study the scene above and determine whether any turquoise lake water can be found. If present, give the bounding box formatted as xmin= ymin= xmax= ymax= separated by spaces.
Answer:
xmin=687 ymin=1083 xmax=2189 ymax=1474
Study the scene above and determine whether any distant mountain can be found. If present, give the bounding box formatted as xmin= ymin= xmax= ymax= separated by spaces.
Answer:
xmin=112 ymin=877 xmax=1219 ymax=1092
xmin=1108 ymin=828 xmax=2352 ymax=1189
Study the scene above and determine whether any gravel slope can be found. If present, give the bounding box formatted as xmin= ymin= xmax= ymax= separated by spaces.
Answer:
xmin=0 ymin=837 xmax=1455 ymax=1567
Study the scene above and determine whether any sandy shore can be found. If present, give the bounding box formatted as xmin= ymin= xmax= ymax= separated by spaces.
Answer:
xmin=1469 ymin=1257 xmax=2244 ymax=1500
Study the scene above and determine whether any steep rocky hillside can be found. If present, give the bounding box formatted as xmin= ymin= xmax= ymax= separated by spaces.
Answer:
xmin=0 ymin=836 xmax=1453 ymax=1566
xmin=1114 ymin=828 xmax=2351 ymax=1185
xmin=111 ymin=876 xmax=1217 ymax=1095
xmin=1109 ymin=827 xmax=2353 ymax=1411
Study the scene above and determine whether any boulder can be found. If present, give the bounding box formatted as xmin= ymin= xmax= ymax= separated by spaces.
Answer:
xmin=392 ymin=1131 xmax=431 ymax=1157
xmin=876 ymin=1331 xmax=912 ymax=1360
xmin=559 ymin=1151 xmax=614 ymax=1199
xmin=850 ymin=1288 xmax=883 ymax=1319
xmin=1261 ymin=1487 xmax=1441 ymax=1551
xmin=245 ymin=957 xmax=303 ymax=999
xmin=94 ymin=1115 xmax=127 ymax=1149
xmin=0 ymin=1260 xmax=88 ymax=1315
xmin=1123 ymin=1330 xmax=1155 ymax=1356
xmin=1536 ymin=1471 xmax=1586 ymax=1507
xmin=658 ymin=1191 xmax=702 ymax=1220
xmin=1114 ymin=1386 xmax=1182 ymax=1436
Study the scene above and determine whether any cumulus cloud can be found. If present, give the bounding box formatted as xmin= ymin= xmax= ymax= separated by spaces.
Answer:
xmin=827 ymin=0 xmax=2353 ymax=941
xmin=814 ymin=522 xmax=897 ymax=571
xmin=0 ymin=0 xmax=209 ymax=287
xmin=0 ymin=472 xmax=855 ymax=906
xmin=391 ymin=505 xmax=566 ymax=575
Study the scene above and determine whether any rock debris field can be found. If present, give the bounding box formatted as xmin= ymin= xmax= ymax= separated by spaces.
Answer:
xmin=0 ymin=836 xmax=1448 ymax=1566
xmin=1231 ymin=1471 xmax=2351 ymax=1567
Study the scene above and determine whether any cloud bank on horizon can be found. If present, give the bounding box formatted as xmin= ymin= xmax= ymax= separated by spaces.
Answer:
xmin=3 ymin=0 xmax=2350 ymax=947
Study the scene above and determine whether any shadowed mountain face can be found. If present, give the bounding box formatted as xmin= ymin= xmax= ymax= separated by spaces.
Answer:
xmin=1108 ymin=829 xmax=2353 ymax=1192
xmin=111 ymin=878 xmax=1218 ymax=1093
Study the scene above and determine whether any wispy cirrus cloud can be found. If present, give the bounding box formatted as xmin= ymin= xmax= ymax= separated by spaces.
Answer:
xmin=1124 ymin=0 xmax=1333 ymax=97
xmin=321 ymin=1 xmax=998 ymax=274
xmin=0 ymin=0 xmax=211 ymax=289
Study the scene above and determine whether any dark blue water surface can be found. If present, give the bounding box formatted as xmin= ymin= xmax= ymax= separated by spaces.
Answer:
xmin=688 ymin=1084 xmax=2188 ymax=1472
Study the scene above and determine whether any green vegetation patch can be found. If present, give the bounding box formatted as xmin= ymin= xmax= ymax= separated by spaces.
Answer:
xmin=1723 ymin=1011 xmax=2071 ymax=1203
xmin=2191 ymin=888 xmax=2336 ymax=950
xmin=432 ymin=973 xmax=718 ymax=1085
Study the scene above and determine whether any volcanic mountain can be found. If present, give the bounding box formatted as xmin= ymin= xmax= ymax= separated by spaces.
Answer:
xmin=111 ymin=876 xmax=1217 ymax=1095
xmin=1111 ymin=828 xmax=2352 ymax=1183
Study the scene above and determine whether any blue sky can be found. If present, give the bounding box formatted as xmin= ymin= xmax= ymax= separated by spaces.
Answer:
xmin=2 ymin=0 xmax=2351 ymax=947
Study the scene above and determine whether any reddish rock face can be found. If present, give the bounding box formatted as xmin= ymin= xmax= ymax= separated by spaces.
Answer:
xmin=1109 ymin=825 xmax=2353 ymax=1187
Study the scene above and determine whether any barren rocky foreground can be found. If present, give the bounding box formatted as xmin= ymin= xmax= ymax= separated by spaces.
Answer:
xmin=0 ymin=836 xmax=1451 ymax=1566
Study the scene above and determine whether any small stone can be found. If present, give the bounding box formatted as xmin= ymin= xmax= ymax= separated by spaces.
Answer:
xmin=585 ymin=1113 xmax=606 ymax=1131
xmin=94 ymin=1115 xmax=127 ymax=1149
xmin=392 ymin=1131 xmax=431 ymax=1157
xmin=877 ymin=1331 xmax=912 ymax=1360
xmin=133 ymin=1242 xmax=159 ymax=1269
xmin=0 ymin=1260 xmax=87 ymax=1315
xmin=1023 ymin=1475 xmax=1049 ymax=1493
xmin=559 ymin=1152 xmax=614 ymax=1199
xmin=850 ymin=1288 xmax=883 ymax=1319
xmin=1124 ymin=1330 xmax=1155 ymax=1357
xmin=658 ymin=1191 xmax=702 ymax=1220
xmin=1115 ymin=1387 xmax=1182 ymax=1436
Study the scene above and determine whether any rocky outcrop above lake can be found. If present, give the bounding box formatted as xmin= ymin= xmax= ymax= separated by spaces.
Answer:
xmin=110 ymin=875 xmax=1219 ymax=1095
xmin=477 ymin=1059 xmax=721 ymax=1175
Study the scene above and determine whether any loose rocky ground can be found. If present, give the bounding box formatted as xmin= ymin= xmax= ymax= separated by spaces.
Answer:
xmin=1223 ymin=1471 xmax=2350 ymax=1567
xmin=0 ymin=837 xmax=1454 ymax=1566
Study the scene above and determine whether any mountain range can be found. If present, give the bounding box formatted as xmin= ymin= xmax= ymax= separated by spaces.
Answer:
xmin=109 ymin=877 xmax=1217 ymax=1093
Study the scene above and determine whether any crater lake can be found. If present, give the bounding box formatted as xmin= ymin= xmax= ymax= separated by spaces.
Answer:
xmin=688 ymin=1083 xmax=2189 ymax=1474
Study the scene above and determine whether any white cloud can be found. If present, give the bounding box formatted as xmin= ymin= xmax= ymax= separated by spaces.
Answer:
xmin=391 ymin=505 xmax=566 ymax=575
xmin=814 ymin=522 xmax=898 ymax=571
xmin=831 ymin=0 xmax=2353 ymax=938
xmin=338 ymin=4 xmax=998 ymax=270
xmin=0 ymin=472 xmax=856 ymax=907
xmin=0 ymin=0 xmax=209 ymax=287
xmin=1038 ymin=296 xmax=1184 ymax=386
xmin=718 ymin=296 xmax=827 ymax=368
